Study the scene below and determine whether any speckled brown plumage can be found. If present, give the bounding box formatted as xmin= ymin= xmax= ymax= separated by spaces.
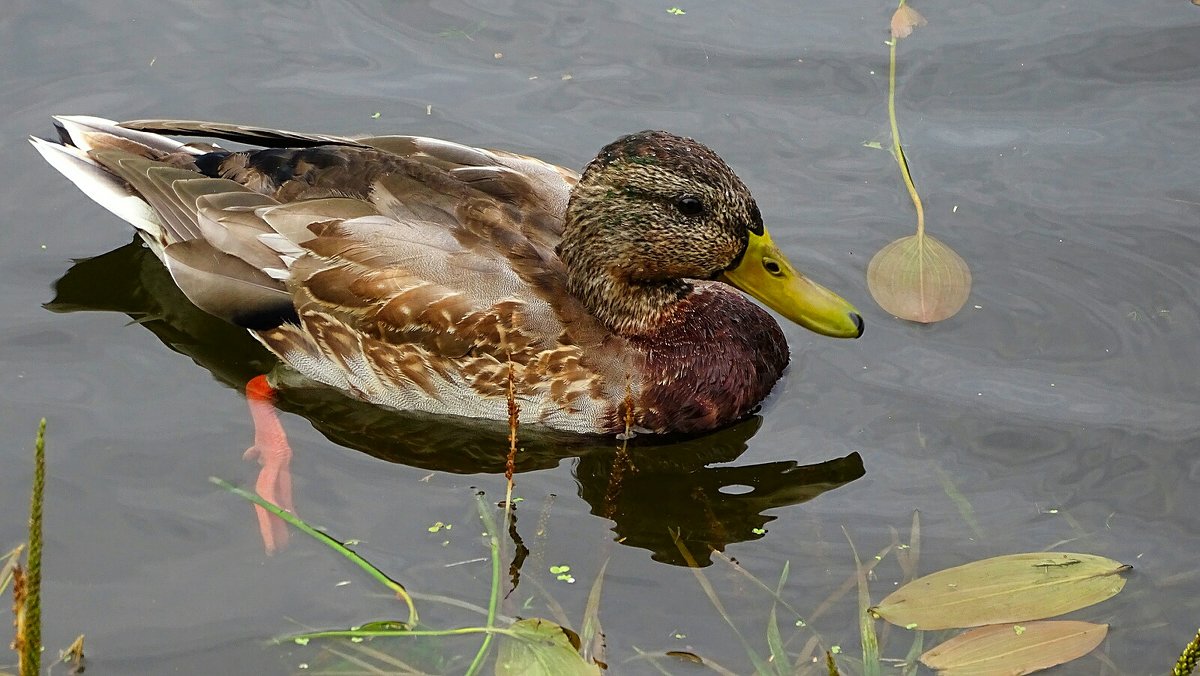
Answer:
xmin=33 ymin=116 xmax=843 ymax=436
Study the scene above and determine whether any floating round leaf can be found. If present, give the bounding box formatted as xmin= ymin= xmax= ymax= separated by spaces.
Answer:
xmin=891 ymin=4 xmax=927 ymax=39
xmin=868 ymin=233 xmax=971 ymax=323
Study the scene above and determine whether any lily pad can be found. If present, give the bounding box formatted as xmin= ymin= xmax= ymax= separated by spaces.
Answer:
xmin=495 ymin=618 xmax=601 ymax=676
xmin=891 ymin=5 xmax=927 ymax=40
xmin=867 ymin=233 xmax=971 ymax=323
xmin=870 ymin=552 xmax=1129 ymax=630
xmin=920 ymin=621 xmax=1108 ymax=675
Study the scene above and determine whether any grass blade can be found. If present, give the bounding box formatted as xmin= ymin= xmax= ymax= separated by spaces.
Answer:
xmin=843 ymin=527 xmax=879 ymax=676
xmin=210 ymin=476 xmax=418 ymax=626
xmin=579 ymin=557 xmax=609 ymax=668
xmin=671 ymin=530 xmax=774 ymax=674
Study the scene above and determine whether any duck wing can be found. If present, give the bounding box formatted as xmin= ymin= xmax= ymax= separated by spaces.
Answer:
xmin=35 ymin=117 xmax=622 ymax=430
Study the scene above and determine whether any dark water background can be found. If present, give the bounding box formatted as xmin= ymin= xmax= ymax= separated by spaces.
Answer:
xmin=2 ymin=1 xmax=1198 ymax=673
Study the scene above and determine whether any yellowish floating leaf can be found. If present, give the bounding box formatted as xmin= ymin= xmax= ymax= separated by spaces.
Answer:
xmin=920 ymin=621 xmax=1108 ymax=675
xmin=867 ymin=233 xmax=971 ymax=323
xmin=870 ymin=552 xmax=1130 ymax=630
xmin=891 ymin=4 xmax=927 ymax=39
xmin=495 ymin=618 xmax=601 ymax=676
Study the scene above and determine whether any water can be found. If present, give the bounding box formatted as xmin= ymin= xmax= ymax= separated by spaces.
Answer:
xmin=2 ymin=1 xmax=1198 ymax=673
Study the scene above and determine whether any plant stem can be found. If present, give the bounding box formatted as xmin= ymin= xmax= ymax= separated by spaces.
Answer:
xmin=888 ymin=1 xmax=925 ymax=239
xmin=288 ymin=626 xmax=521 ymax=642
xmin=465 ymin=493 xmax=506 ymax=676
xmin=20 ymin=419 xmax=46 ymax=676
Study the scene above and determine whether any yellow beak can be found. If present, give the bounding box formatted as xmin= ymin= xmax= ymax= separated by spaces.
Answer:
xmin=720 ymin=228 xmax=864 ymax=338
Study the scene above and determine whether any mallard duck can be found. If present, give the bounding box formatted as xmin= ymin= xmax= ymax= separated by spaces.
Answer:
xmin=32 ymin=116 xmax=862 ymax=437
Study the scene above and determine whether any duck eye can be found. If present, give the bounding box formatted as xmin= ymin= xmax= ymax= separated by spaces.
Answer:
xmin=676 ymin=195 xmax=704 ymax=216
xmin=763 ymin=258 xmax=784 ymax=277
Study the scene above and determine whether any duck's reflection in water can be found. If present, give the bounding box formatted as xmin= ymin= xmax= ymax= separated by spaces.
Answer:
xmin=49 ymin=241 xmax=865 ymax=564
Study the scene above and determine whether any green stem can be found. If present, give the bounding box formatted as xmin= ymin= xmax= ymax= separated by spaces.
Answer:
xmin=209 ymin=476 xmax=418 ymax=626
xmin=286 ymin=626 xmax=520 ymax=643
xmin=465 ymin=493 xmax=506 ymax=676
xmin=888 ymin=1 xmax=925 ymax=239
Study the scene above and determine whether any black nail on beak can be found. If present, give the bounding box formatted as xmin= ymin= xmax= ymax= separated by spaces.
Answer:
xmin=850 ymin=313 xmax=865 ymax=338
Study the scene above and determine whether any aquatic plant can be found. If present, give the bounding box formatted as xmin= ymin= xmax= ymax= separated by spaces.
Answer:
xmin=1175 ymin=627 xmax=1200 ymax=676
xmin=867 ymin=0 xmax=972 ymax=323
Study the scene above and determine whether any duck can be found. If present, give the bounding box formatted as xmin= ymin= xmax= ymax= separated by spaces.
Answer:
xmin=32 ymin=116 xmax=863 ymax=438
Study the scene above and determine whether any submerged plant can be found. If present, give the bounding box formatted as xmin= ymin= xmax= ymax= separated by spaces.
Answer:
xmin=868 ymin=0 xmax=972 ymax=323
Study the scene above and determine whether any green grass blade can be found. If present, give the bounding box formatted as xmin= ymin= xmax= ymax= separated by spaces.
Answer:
xmin=579 ymin=557 xmax=609 ymax=667
xmin=209 ymin=476 xmax=418 ymax=626
xmin=843 ymin=527 xmax=879 ymax=676
xmin=712 ymin=551 xmax=806 ymax=622
xmin=671 ymin=530 xmax=774 ymax=674
xmin=766 ymin=603 xmax=790 ymax=675
xmin=933 ymin=465 xmax=984 ymax=541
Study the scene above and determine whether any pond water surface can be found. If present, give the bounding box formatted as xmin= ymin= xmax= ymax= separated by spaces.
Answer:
xmin=2 ymin=1 xmax=1198 ymax=674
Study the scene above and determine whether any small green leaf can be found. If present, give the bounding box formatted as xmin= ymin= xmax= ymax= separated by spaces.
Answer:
xmin=863 ymin=140 xmax=884 ymax=149
xmin=766 ymin=604 xmax=792 ymax=673
xmin=579 ymin=558 xmax=609 ymax=667
xmin=871 ymin=552 xmax=1130 ymax=630
xmin=495 ymin=618 xmax=601 ymax=676
xmin=666 ymin=7 xmax=686 ymax=15
xmin=920 ymin=621 xmax=1107 ymax=675
xmin=867 ymin=233 xmax=971 ymax=323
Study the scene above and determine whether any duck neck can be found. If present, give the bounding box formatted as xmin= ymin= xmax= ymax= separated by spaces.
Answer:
xmin=558 ymin=212 xmax=690 ymax=337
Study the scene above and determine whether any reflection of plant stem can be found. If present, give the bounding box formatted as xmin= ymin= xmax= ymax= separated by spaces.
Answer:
xmin=888 ymin=0 xmax=925 ymax=239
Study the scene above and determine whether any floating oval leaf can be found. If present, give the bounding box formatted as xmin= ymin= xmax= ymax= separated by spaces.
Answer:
xmin=495 ymin=618 xmax=601 ymax=676
xmin=891 ymin=5 xmax=927 ymax=39
xmin=870 ymin=552 xmax=1130 ymax=630
xmin=920 ymin=621 xmax=1108 ymax=675
xmin=868 ymin=233 xmax=971 ymax=323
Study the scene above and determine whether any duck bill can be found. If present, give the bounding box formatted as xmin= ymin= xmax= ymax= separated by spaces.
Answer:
xmin=720 ymin=228 xmax=864 ymax=338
